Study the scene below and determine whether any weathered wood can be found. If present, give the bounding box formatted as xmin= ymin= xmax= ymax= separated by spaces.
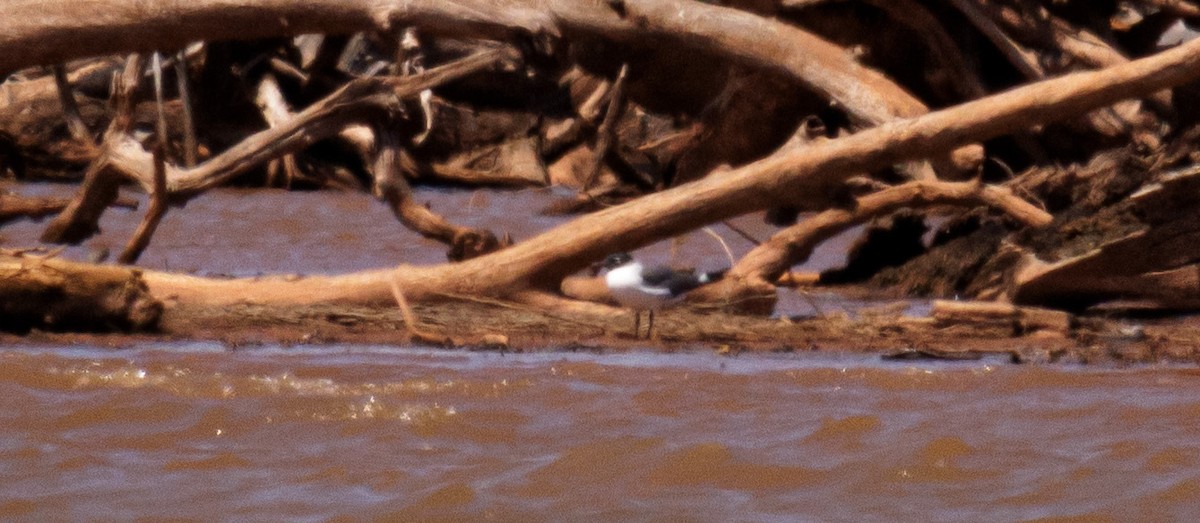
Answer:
xmin=1013 ymin=165 xmax=1200 ymax=310
xmin=373 ymin=127 xmax=503 ymax=261
xmin=0 ymin=0 xmax=975 ymax=172
xmin=0 ymin=253 xmax=162 ymax=333
xmin=0 ymin=194 xmax=73 ymax=224
xmin=41 ymin=49 xmax=510 ymax=246
xmin=689 ymin=180 xmax=1051 ymax=313
xmin=932 ymin=300 xmax=1072 ymax=334
xmin=134 ymin=36 xmax=1200 ymax=308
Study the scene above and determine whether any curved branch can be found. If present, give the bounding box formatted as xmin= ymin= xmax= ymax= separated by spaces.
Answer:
xmin=41 ymin=49 xmax=509 ymax=245
xmin=728 ymin=180 xmax=1051 ymax=285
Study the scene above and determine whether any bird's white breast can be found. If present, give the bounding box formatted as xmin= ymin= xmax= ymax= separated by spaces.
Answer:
xmin=605 ymin=262 xmax=672 ymax=310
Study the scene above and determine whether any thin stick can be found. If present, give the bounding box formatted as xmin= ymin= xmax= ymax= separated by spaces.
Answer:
xmin=51 ymin=64 xmax=94 ymax=145
xmin=701 ymin=226 xmax=736 ymax=266
xmin=116 ymin=52 xmax=173 ymax=265
xmin=388 ymin=273 xmax=451 ymax=344
xmin=151 ymin=52 xmax=170 ymax=155
xmin=721 ymin=219 xmax=762 ymax=246
xmin=117 ymin=146 xmax=168 ymax=264
xmin=175 ymin=49 xmax=198 ymax=166
xmin=581 ymin=63 xmax=629 ymax=191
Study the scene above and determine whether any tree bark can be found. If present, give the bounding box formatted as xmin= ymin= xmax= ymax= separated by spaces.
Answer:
xmin=0 ymin=253 xmax=162 ymax=333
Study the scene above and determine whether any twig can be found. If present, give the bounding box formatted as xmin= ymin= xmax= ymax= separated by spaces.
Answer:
xmin=581 ymin=63 xmax=628 ymax=192
xmin=117 ymin=146 xmax=168 ymax=264
xmin=701 ymin=227 xmax=736 ymax=266
xmin=388 ymin=273 xmax=453 ymax=345
xmin=175 ymin=49 xmax=198 ymax=166
xmin=51 ymin=64 xmax=95 ymax=145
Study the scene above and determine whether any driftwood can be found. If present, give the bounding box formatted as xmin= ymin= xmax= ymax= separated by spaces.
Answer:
xmin=40 ymin=49 xmax=513 ymax=260
xmin=2 ymin=0 xmax=1200 ymax=343
xmin=0 ymin=194 xmax=73 ymax=224
xmin=947 ymin=0 xmax=1164 ymax=141
xmin=688 ymin=180 xmax=1053 ymax=313
xmin=931 ymin=300 xmax=1072 ymax=336
xmin=1013 ymin=165 xmax=1200 ymax=310
xmin=122 ymin=35 xmax=1200 ymax=311
xmin=1 ymin=0 xmax=985 ymax=178
xmin=0 ymin=252 xmax=162 ymax=332
xmin=0 ymin=192 xmax=136 ymax=225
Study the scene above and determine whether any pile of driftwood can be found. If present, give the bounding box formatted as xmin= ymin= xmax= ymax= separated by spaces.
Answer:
xmin=2 ymin=0 xmax=1200 ymax=335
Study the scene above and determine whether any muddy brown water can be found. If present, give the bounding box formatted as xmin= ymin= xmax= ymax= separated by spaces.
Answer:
xmin=2 ymin=345 xmax=1200 ymax=520
xmin=7 ymin=185 xmax=1197 ymax=519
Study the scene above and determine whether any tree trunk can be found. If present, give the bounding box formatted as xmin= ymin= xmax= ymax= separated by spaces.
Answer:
xmin=0 ymin=253 xmax=162 ymax=333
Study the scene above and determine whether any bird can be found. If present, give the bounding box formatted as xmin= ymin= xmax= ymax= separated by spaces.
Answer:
xmin=600 ymin=252 xmax=727 ymax=339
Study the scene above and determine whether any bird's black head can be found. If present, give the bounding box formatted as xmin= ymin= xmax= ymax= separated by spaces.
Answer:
xmin=601 ymin=252 xmax=634 ymax=270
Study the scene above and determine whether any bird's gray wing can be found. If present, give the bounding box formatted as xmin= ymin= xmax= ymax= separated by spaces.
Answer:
xmin=642 ymin=266 xmax=707 ymax=296
xmin=639 ymin=265 xmax=681 ymax=286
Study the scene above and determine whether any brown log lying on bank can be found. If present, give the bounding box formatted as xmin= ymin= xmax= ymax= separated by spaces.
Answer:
xmin=125 ymin=34 xmax=1200 ymax=314
xmin=0 ymin=194 xmax=74 ymax=224
xmin=0 ymin=192 xmax=137 ymax=225
xmin=931 ymin=300 xmax=1073 ymax=336
xmin=0 ymin=252 xmax=162 ymax=333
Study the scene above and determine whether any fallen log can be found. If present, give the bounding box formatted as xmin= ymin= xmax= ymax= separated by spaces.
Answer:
xmin=0 ymin=252 xmax=162 ymax=333
xmin=0 ymin=194 xmax=73 ymax=224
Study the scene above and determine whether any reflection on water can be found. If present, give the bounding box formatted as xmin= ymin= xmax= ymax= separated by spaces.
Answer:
xmin=1 ymin=344 xmax=1199 ymax=520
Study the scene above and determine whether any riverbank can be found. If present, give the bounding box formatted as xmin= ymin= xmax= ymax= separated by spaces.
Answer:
xmin=5 ymin=296 xmax=1197 ymax=365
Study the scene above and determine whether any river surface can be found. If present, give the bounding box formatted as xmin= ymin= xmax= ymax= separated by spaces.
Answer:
xmin=1 ymin=344 xmax=1199 ymax=520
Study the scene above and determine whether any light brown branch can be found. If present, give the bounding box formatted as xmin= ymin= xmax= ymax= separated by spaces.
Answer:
xmin=117 ymin=146 xmax=168 ymax=264
xmin=727 ymin=180 xmax=1052 ymax=285
xmin=374 ymin=127 xmax=502 ymax=261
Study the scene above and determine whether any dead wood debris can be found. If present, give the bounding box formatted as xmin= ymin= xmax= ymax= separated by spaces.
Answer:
xmin=1 ymin=1 xmax=1200 ymax=352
